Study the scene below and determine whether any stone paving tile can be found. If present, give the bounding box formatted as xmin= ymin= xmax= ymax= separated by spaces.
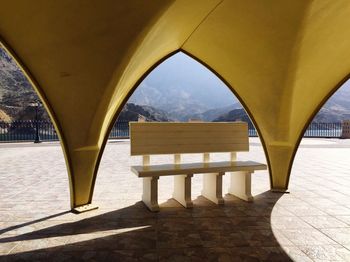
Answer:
xmin=199 ymin=230 xmax=243 ymax=248
xmin=155 ymin=207 xmax=193 ymax=219
xmin=269 ymin=204 xmax=296 ymax=217
xmin=0 ymin=241 xmax=20 ymax=255
xmin=157 ymin=218 xmax=195 ymax=232
xmin=11 ymin=237 xmax=67 ymax=253
xmin=110 ymin=249 xmax=158 ymax=261
xmin=282 ymin=246 xmax=313 ymax=262
xmin=228 ymin=246 xmax=293 ymax=261
xmin=335 ymin=216 xmax=350 ymax=226
xmin=271 ymin=229 xmax=295 ymax=247
xmin=323 ymin=206 xmax=350 ymax=216
xmin=345 ymin=245 xmax=350 ymax=251
xmin=274 ymin=195 xmax=308 ymax=206
xmin=3 ymin=251 xmax=51 ymax=262
xmin=203 ymin=247 xmax=233 ymax=262
xmin=193 ymin=217 xmax=234 ymax=231
xmin=157 ymin=231 xmax=202 ymax=249
xmin=283 ymin=205 xmax=328 ymax=217
xmin=271 ymin=216 xmax=313 ymax=230
xmin=301 ymin=197 xmax=339 ymax=208
xmin=157 ymin=248 xmax=210 ymax=262
xmin=280 ymin=229 xmax=338 ymax=246
xmin=298 ymin=244 xmax=350 ymax=261
xmin=223 ymin=206 xmax=251 ymax=217
xmin=191 ymin=205 xmax=228 ymax=218
xmin=320 ymin=228 xmax=350 ymax=245
xmin=0 ymin=138 xmax=350 ymax=261
xmin=300 ymin=215 xmax=348 ymax=229
xmin=230 ymin=216 xmax=271 ymax=229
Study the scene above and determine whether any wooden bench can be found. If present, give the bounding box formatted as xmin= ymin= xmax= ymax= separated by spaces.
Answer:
xmin=130 ymin=122 xmax=267 ymax=211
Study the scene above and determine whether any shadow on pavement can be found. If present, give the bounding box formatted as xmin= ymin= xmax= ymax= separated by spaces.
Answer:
xmin=1 ymin=191 xmax=292 ymax=261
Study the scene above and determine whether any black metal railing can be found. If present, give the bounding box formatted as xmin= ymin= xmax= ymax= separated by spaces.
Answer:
xmin=109 ymin=120 xmax=130 ymax=138
xmin=0 ymin=120 xmax=59 ymax=142
xmin=248 ymin=122 xmax=343 ymax=138
xmin=303 ymin=122 xmax=342 ymax=138
xmin=0 ymin=120 xmax=132 ymax=142
xmin=0 ymin=120 xmax=58 ymax=142
xmin=248 ymin=122 xmax=258 ymax=137
xmin=0 ymin=120 xmax=344 ymax=142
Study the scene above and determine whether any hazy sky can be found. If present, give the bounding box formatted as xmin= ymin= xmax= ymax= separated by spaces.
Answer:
xmin=129 ymin=52 xmax=239 ymax=109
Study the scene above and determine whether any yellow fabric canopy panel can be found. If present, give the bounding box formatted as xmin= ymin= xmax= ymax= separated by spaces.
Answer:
xmin=1 ymin=0 xmax=350 ymax=208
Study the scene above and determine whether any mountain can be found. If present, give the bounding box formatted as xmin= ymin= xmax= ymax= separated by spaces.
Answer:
xmin=213 ymin=90 xmax=350 ymax=124
xmin=129 ymin=52 xmax=239 ymax=121
xmin=117 ymin=103 xmax=172 ymax=122
xmin=0 ymin=47 xmax=49 ymax=121
xmin=213 ymin=108 xmax=252 ymax=124
xmin=312 ymin=84 xmax=350 ymax=122
xmin=313 ymin=107 xmax=350 ymax=123
xmin=190 ymin=103 xmax=241 ymax=121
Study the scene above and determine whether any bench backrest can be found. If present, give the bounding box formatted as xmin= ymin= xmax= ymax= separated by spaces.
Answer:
xmin=130 ymin=122 xmax=249 ymax=156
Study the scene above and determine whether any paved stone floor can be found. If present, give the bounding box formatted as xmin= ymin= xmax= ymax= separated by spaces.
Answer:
xmin=0 ymin=138 xmax=350 ymax=261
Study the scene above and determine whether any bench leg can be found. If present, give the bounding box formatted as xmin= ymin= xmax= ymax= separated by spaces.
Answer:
xmin=201 ymin=172 xmax=224 ymax=205
xmin=173 ymin=174 xmax=193 ymax=208
xmin=229 ymin=171 xmax=253 ymax=202
xmin=142 ymin=177 xmax=159 ymax=212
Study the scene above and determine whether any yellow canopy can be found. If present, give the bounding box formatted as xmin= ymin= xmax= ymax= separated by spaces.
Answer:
xmin=1 ymin=0 xmax=349 ymax=208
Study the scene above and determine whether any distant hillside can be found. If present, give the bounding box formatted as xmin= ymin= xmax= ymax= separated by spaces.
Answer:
xmin=213 ymin=108 xmax=252 ymax=124
xmin=0 ymin=47 xmax=49 ymax=121
xmin=129 ymin=52 xmax=238 ymax=121
xmin=190 ymin=103 xmax=241 ymax=121
xmin=117 ymin=103 xmax=172 ymax=122
xmin=313 ymin=107 xmax=350 ymax=123
xmin=312 ymin=85 xmax=350 ymax=123
xmin=211 ymin=81 xmax=350 ymax=124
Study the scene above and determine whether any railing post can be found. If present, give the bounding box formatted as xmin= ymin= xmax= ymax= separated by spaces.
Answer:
xmin=34 ymin=119 xmax=41 ymax=143
xmin=341 ymin=120 xmax=350 ymax=139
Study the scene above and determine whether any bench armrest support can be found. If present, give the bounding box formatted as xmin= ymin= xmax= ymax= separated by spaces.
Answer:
xmin=229 ymin=171 xmax=253 ymax=201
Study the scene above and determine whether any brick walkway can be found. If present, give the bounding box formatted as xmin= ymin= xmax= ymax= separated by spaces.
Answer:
xmin=0 ymin=138 xmax=350 ymax=261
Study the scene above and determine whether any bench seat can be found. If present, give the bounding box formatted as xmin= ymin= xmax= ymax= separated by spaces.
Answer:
xmin=131 ymin=160 xmax=266 ymax=177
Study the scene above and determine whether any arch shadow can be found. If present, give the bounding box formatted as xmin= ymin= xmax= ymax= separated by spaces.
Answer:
xmin=0 ymin=192 xmax=293 ymax=261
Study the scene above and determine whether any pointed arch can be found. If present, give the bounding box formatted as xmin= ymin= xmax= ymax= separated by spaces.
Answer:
xmin=289 ymin=72 xmax=350 ymax=182
xmin=0 ymin=37 xmax=75 ymax=208
xmin=92 ymin=49 xmax=271 ymax=202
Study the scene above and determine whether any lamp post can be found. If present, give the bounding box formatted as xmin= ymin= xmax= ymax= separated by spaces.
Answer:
xmin=30 ymin=101 xmax=41 ymax=143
